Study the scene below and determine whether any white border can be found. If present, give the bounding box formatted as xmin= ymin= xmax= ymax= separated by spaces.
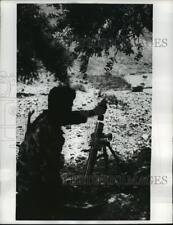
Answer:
xmin=0 ymin=0 xmax=172 ymax=223
xmin=151 ymin=2 xmax=173 ymax=223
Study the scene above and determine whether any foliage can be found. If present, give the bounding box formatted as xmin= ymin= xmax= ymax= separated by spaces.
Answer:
xmin=17 ymin=4 xmax=73 ymax=82
xmin=55 ymin=4 xmax=152 ymax=73
xmin=17 ymin=4 xmax=152 ymax=82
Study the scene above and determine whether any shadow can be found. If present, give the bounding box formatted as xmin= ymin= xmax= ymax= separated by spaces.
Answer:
xmin=17 ymin=92 xmax=35 ymax=98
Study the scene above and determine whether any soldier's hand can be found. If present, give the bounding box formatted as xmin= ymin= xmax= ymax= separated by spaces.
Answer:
xmin=94 ymin=99 xmax=107 ymax=116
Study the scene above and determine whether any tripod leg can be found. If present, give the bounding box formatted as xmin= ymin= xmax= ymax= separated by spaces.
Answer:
xmin=107 ymin=143 xmax=121 ymax=165
xmin=106 ymin=144 xmax=122 ymax=173
xmin=103 ymin=146 xmax=109 ymax=172
xmin=85 ymin=147 xmax=99 ymax=176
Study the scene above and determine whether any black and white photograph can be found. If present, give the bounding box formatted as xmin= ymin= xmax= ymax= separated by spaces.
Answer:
xmin=16 ymin=3 xmax=153 ymax=220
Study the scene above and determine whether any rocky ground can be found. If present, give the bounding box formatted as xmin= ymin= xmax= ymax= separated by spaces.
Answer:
xmin=17 ymin=49 xmax=152 ymax=219
xmin=17 ymin=71 xmax=152 ymax=162
xmin=17 ymin=70 xmax=151 ymax=220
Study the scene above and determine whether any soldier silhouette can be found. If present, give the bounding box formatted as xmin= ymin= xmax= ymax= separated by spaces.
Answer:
xmin=16 ymin=85 xmax=107 ymax=220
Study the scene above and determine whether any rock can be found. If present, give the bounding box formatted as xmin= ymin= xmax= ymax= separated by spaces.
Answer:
xmin=81 ymin=149 xmax=89 ymax=153
xmin=142 ymin=134 xmax=149 ymax=141
xmin=77 ymin=107 xmax=83 ymax=110
xmin=132 ymin=86 xmax=144 ymax=92
xmin=66 ymin=125 xmax=71 ymax=129
xmin=128 ymin=130 xmax=134 ymax=136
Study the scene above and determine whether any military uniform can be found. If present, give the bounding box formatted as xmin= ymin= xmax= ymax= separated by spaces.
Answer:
xmin=16 ymin=109 xmax=87 ymax=219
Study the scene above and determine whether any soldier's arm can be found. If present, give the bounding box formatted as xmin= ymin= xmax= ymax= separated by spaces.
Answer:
xmin=61 ymin=110 xmax=95 ymax=125
xmin=62 ymin=99 xmax=107 ymax=125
